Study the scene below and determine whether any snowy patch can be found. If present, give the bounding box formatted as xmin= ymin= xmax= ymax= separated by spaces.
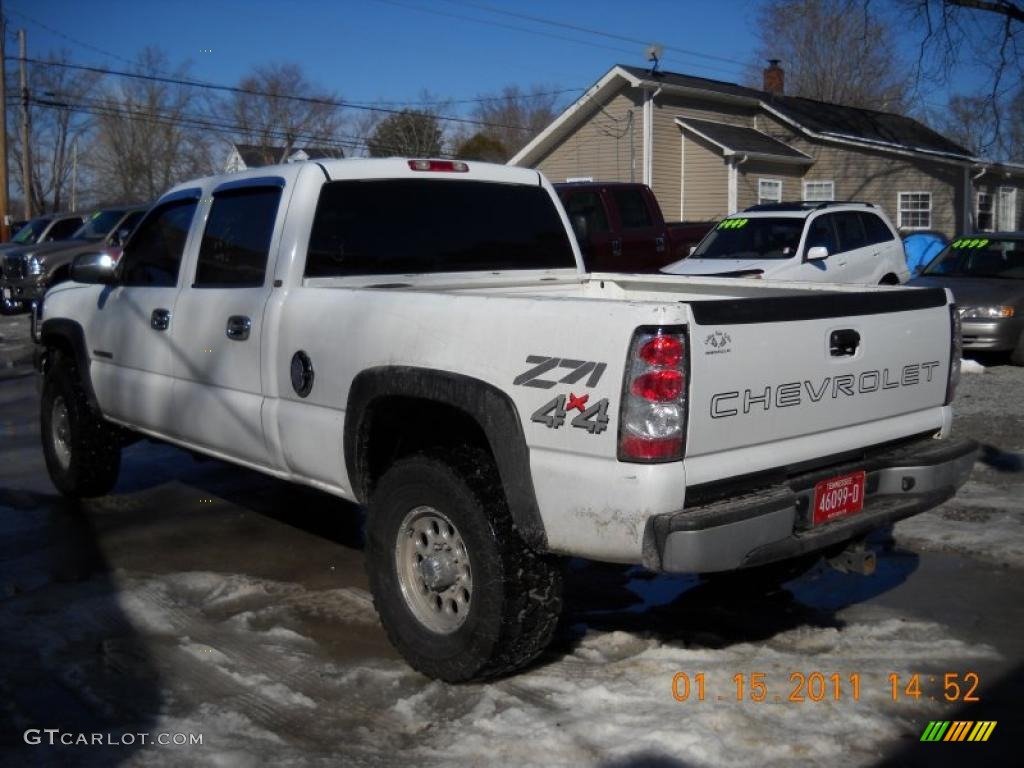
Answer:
xmin=895 ymin=479 xmax=1024 ymax=567
xmin=960 ymin=358 xmax=986 ymax=374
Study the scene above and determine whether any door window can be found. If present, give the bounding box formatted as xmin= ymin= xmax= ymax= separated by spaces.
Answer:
xmin=859 ymin=212 xmax=895 ymax=246
xmin=46 ymin=217 xmax=85 ymax=241
xmin=805 ymin=215 xmax=838 ymax=255
xmin=610 ymin=188 xmax=653 ymax=229
xmin=119 ymin=198 xmax=198 ymax=287
xmin=562 ymin=190 xmax=609 ymax=234
xmin=833 ymin=212 xmax=868 ymax=254
xmin=195 ymin=187 xmax=282 ymax=287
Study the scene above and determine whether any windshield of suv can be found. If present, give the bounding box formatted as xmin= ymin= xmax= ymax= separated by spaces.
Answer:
xmin=691 ymin=217 xmax=803 ymax=260
xmin=71 ymin=209 xmax=129 ymax=241
xmin=12 ymin=218 xmax=48 ymax=244
xmin=922 ymin=237 xmax=1024 ymax=279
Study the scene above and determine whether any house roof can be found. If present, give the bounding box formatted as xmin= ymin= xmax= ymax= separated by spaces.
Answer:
xmin=511 ymin=64 xmax=974 ymax=167
xmin=233 ymin=143 xmax=345 ymax=168
xmin=676 ymin=117 xmax=813 ymax=163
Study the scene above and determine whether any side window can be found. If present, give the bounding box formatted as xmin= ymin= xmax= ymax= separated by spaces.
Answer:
xmin=610 ymin=188 xmax=653 ymax=229
xmin=195 ymin=187 xmax=282 ymax=287
xmin=833 ymin=212 xmax=868 ymax=253
xmin=45 ymin=218 xmax=84 ymax=241
xmin=805 ymin=214 xmax=838 ymax=255
xmin=562 ymin=190 xmax=610 ymax=235
xmin=119 ymin=199 xmax=198 ymax=287
xmin=860 ymin=212 xmax=895 ymax=246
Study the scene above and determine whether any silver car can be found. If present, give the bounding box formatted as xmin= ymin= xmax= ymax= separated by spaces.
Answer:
xmin=910 ymin=233 xmax=1024 ymax=364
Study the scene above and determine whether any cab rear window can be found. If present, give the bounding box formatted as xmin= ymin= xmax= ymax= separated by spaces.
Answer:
xmin=304 ymin=179 xmax=575 ymax=277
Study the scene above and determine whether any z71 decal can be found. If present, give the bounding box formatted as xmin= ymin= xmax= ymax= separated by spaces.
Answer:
xmin=513 ymin=356 xmax=607 ymax=389
xmin=531 ymin=392 xmax=610 ymax=434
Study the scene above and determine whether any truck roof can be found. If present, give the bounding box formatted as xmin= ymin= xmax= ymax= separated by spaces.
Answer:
xmin=161 ymin=158 xmax=545 ymax=201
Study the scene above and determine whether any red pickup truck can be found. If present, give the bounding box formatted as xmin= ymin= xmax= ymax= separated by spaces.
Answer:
xmin=554 ymin=181 xmax=711 ymax=273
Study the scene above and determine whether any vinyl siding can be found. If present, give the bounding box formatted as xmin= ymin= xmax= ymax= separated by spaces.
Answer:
xmin=534 ymin=86 xmax=642 ymax=183
xmin=682 ymin=134 xmax=728 ymax=220
xmin=754 ymin=112 xmax=966 ymax=236
xmin=737 ymin=161 xmax=806 ymax=210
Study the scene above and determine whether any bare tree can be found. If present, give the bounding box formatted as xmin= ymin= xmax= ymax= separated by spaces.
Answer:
xmin=749 ymin=0 xmax=913 ymax=111
xmin=900 ymin=0 xmax=1023 ymax=154
xmin=8 ymin=50 xmax=102 ymax=213
xmin=366 ymin=110 xmax=444 ymax=157
xmin=458 ymin=85 xmax=561 ymax=162
xmin=88 ymin=47 xmax=215 ymax=203
xmin=228 ymin=63 xmax=343 ymax=164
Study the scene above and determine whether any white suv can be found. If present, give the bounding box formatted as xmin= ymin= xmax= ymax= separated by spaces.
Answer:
xmin=661 ymin=202 xmax=910 ymax=284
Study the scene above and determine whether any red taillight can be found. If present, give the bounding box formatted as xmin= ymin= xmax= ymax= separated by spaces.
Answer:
xmin=618 ymin=326 xmax=689 ymax=463
xmin=639 ymin=335 xmax=683 ymax=367
xmin=631 ymin=369 xmax=684 ymax=401
xmin=407 ymin=159 xmax=469 ymax=173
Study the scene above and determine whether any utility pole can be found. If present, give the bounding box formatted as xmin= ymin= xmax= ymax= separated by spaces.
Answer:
xmin=19 ymin=27 xmax=29 ymax=219
xmin=71 ymin=136 xmax=77 ymax=211
xmin=0 ymin=1 xmax=9 ymax=241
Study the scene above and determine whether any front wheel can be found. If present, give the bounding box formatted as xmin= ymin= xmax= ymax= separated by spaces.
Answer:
xmin=365 ymin=450 xmax=563 ymax=682
xmin=40 ymin=350 xmax=122 ymax=497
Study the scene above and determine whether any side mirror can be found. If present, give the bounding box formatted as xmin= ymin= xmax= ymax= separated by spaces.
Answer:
xmin=111 ymin=228 xmax=131 ymax=247
xmin=70 ymin=252 xmax=117 ymax=284
xmin=571 ymin=214 xmax=590 ymax=244
xmin=806 ymin=245 xmax=829 ymax=261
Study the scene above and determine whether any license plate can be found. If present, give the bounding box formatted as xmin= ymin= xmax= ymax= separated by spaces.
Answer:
xmin=812 ymin=470 xmax=866 ymax=525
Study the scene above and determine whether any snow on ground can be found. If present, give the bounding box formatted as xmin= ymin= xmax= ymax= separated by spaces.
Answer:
xmin=4 ymin=567 xmax=1001 ymax=768
xmin=894 ymin=472 xmax=1024 ymax=568
xmin=960 ymin=358 xmax=986 ymax=374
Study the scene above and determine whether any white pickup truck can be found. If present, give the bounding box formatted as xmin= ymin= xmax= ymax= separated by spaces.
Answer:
xmin=33 ymin=158 xmax=976 ymax=682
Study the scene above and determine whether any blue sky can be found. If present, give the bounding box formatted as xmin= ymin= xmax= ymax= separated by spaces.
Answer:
xmin=8 ymin=0 xmax=985 ymax=118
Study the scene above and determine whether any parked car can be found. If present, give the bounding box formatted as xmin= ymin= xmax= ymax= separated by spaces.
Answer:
xmin=0 ymin=212 xmax=85 ymax=255
xmin=902 ymin=230 xmax=948 ymax=273
xmin=36 ymin=157 xmax=973 ymax=681
xmin=555 ymin=181 xmax=711 ymax=272
xmin=661 ymin=201 xmax=910 ymax=284
xmin=1 ymin=205 xmax=147 ymax=313
xmin=909 ymin=233 xmax=1024 ymax=364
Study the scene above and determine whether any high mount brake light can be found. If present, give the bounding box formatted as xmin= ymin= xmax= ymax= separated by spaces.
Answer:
xmin=618 ymin=326 xmax=689 ymax=463
xmin=407 ymin=159 xmax=469 ymax=173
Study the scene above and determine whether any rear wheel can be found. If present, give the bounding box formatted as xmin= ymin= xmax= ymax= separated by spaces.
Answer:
xmin=365 ymin=449 xmax=563 ymax=682
xmin=40 ymin=350 xmax=121 ymax=497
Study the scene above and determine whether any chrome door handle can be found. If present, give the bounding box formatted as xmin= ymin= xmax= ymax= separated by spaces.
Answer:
xmin=151 ymin=308 xmax=171 ymax=331
xmin=226 ymin=315 xmax=251 ymax=341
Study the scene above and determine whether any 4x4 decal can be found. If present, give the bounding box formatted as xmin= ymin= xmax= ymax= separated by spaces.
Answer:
xmin=513 ymin=356 xmax=607 ymax=389
xmin=530 ymin=392 xmax=610 ymax=434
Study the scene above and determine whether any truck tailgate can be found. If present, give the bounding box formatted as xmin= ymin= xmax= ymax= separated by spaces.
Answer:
xmin=684 ymin=288 xmax=952 ymax=482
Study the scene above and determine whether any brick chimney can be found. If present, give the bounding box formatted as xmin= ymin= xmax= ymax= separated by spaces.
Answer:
xmin=763 ymin=59 xmax=784 ymax=96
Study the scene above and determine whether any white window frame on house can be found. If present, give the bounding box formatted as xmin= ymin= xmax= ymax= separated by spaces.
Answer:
xmin=802 ymin=180 xmax=834 ymax=202
xmin=976 ymin=191 xmax=994 ymax=232
xmin=758 ymin=178 xmax=782 ymax=205
xmin=898 ymin=191 xmax=932 ymax=230
xmin=997 ymin=186 xmax=1018 ymax=231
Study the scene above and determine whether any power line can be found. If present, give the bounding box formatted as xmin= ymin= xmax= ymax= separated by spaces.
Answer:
xmin=442 ymin=0 xmax=750 ymax=68
xmin=11 ymin=56 xmax=540 ymax=132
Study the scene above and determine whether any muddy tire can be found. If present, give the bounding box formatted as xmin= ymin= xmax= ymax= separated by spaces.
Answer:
xmin=40 ymin=350 xmax=121 ymax=497
xmin=365 ymin=449 xmax=563 ymax=682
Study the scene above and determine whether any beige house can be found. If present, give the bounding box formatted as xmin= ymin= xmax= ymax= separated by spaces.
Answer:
xmin=511 ymin=63 xmax=1024 ymax=237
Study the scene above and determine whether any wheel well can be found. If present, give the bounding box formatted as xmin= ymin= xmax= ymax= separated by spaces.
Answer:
xmin=358 ymin=396 xmax=494 ymax=496
xmin=879 ymin=273 xmax=900 ymax=285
